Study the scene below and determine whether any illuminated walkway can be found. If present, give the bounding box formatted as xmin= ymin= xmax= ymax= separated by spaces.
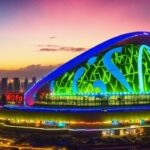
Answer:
xmin=0 ymin=122 xmax=150 ymax=132
xmin=0 ymin=145 xmax=55 ymax=150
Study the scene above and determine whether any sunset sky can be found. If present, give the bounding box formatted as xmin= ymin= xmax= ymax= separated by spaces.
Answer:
xmin=0 ymin=0 xmax=150 ymax=78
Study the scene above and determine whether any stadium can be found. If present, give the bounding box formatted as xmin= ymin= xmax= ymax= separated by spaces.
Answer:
xmin=1 ymin=31 xmax=150 ymax=136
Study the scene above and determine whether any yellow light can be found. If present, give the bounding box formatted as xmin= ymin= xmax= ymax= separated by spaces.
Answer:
xmin=120 ymin=129 xmax=124 ymax=136
xmin=130 ymin=125 xmax=139 ymax=128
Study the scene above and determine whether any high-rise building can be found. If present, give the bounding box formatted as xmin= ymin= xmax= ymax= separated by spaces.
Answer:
xmin=31 ymin=77 xmax=36 ymax=85
xmin=24 ymin=78 xmax=29 ymax=92
xmin=29 ymin=77 xmax=37 ymax=89
xmin=1 ymin=78 xmax=8 ymax=94
xmin=13 ymin=77 xmax=20 ymax=93
xmin=8 ymin=82 xmax=13 ymax=92
xmin=0 ymin=80 xmax=2 ymax=94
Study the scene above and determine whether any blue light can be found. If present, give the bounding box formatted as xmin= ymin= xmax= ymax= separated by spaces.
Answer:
xmin=87 ymin=56 xmax=97 ymax=65
xmin=44 ymin=121 xmax=55 ymax=126
xmin=50 ymin=80 xmax=54 ymax=92
xmin=112 ymin=120 xmax=119 ymax=126
xmin=140 ymin=119 xmax=145 ymax=125
xmin=3 ymin=104 xmax=150 ymax=113
xmin=93 ymin=80 xmax=106 ymax=93
xmin=58 ymin=122 xmax=66 ymax=128
xmin=103 ymin=47 xmax=132 ymax=92
xmin=138 ymin=45 xmax=150 ymax=92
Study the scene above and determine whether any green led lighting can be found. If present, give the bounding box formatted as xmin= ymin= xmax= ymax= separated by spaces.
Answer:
xmin=51 ymin=44 xmax=150 ymax=95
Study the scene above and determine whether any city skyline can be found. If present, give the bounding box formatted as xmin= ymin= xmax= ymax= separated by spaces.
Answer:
xmin=0 ymin=0 xmax=150 ymax=78
xmin=0 ymin=76 xmax=37 ymax=96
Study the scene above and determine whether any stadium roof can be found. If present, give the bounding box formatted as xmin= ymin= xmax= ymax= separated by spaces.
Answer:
xmin=25 ymin=31 xmax=150 ymax=106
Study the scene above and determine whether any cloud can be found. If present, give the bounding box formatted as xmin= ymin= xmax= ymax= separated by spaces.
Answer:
xmin=0 ymin=64 xmax=59 ymax=80
xmin=49 ymin=36 xmax=56 ymax=39
xmin=60 ymin=47 xmax=85 ymax=52
xmin=39 ymin=44 xmax=86 ymax=52
xmin=40 ymin=48 xmax=57 ymax=51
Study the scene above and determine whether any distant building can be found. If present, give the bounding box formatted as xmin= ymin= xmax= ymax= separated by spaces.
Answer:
xmin=0 ymin=77 xmax=38 ymax=94
xmin=20 ymin=81 xmax=24 ymax=93
xmin=31 ymin=77 xmax=36 ymax=85
xmin=24 ymin=78 xmax=29 ymax=92
xmin=13 ymin=77 xmax=20 ymax=93
xmin=0 ymin=81 xmax=1 ymax=94
xmin=8 ymin=82 xmax=13 ymax=92
xmin=27 ymin=77 xmax=37 ymax=89
xmin=1 ymin=78 xmax=8 ymax=94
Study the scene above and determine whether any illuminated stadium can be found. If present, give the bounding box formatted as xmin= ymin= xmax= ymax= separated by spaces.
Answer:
xmin=1 ymin=31 xmax=150 ymax=136
xmin=25 ymin=31 xmax=150 ymax=106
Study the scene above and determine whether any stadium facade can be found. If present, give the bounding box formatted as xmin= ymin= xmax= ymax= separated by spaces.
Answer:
xmin=1 ymin=31 xmax=150 ymax=136
xmin=25 ymin=31 xmax=150 ymax=106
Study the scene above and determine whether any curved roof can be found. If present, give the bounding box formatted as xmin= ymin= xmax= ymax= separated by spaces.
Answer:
xmin=24 ymin=31 xmax=150 ymax=106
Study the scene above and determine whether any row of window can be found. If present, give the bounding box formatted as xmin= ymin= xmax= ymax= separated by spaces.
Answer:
xmin=37 ymin=94 xmax=150 ymax=100
xmin=35 ymin=97 xmax=150 ymax=106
